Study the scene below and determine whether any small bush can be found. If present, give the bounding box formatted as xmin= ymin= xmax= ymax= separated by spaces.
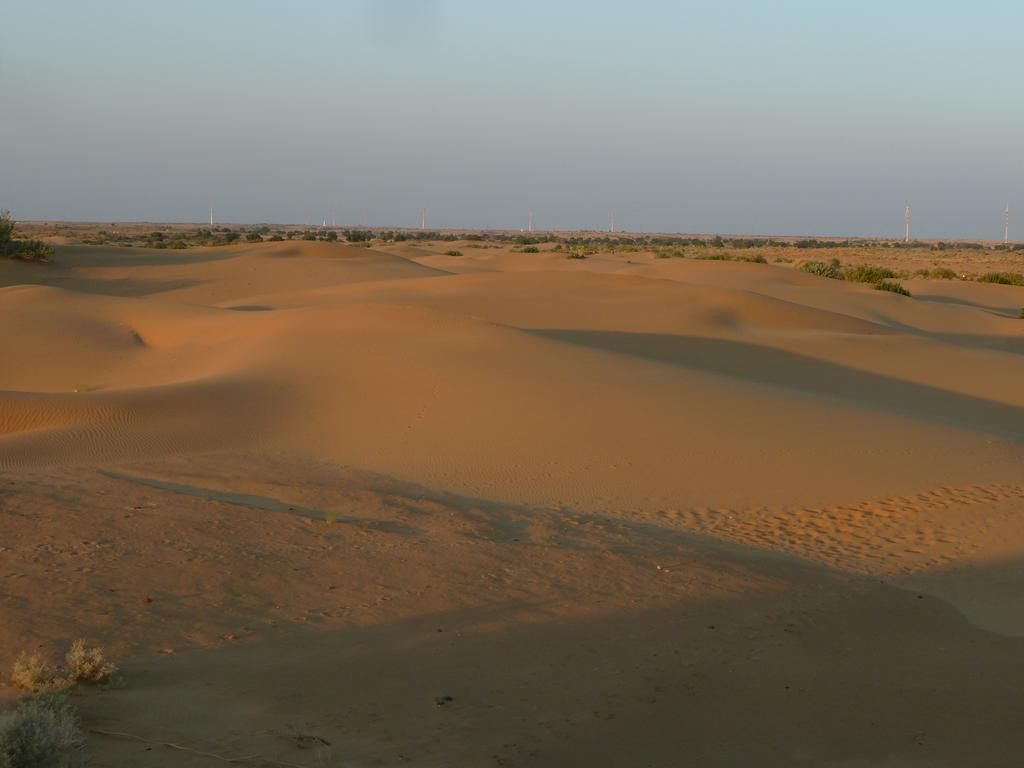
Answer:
xmin=566 ymin=252 xmax=587 ymax=260
xmin=64 ymin=641 xmax=116 ymax=686
xmin=5 ymin=239 xmax=55 ymax=263
xmin=875 ymin=281 xmax=911 ymax=296
xmin=245 ymin=232 xmax=263 ymax=242
xmin=1019 ymin=308 xmax=1024 ymax=319
xmin=10 ymin=655 xmax=66 ymax=694
xmin=0 ymin=210 xmax=14 ymax=256
xmin=444 ymin=250 xmax=462 ymax=257
xmin=978 ymin=272 xmax=1024 ymax=286
xmin=0 ymin=693 xmax=85 ymax=768
xmin=929 ymin=267 xmax=957 ymax=280
xmin=843 ymin=264 xmax=896 ymax=284
xmin=799 ymin=261 xmax=843 ymax=280
xmin=519 ymin=246 xmax=539 ymax=253
xmin=11 ymin=641 xmax=116 ymax=692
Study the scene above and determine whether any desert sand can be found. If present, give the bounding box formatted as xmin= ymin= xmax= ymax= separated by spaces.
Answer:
xmin=2 ymin=238 xmax=1023 ymax=766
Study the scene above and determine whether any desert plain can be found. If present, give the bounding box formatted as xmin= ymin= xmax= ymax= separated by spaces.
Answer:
xmin=2 ymin=230 xmax=1024 ymax=766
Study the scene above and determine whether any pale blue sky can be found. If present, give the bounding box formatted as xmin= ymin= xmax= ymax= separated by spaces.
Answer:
xmin=2 ymin=1 xmax=1021 ymax=237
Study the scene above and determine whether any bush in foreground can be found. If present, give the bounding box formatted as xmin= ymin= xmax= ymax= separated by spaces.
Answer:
xmin=0 ymin=693 xmax=84 ymax=768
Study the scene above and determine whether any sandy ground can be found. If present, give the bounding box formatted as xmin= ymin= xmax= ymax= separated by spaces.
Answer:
xmin=2 ymin=240 xmax=1023 ymax=766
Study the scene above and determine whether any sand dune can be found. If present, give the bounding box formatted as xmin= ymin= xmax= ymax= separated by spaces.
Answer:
xmin=3 ymin=239 xmax=1024 ymax=765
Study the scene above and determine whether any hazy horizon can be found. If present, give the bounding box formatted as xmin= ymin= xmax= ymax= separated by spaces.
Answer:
xmin=3 ymin=1 xmax=1022 ymax=239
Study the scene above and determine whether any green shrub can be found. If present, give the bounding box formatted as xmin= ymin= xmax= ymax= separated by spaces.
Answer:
xmin=167 ymin=240 xmax=188 ymax=250
xmin=799 ymin=261 xmax=844 ymax=280
xmin=13 ymin=240 xmax=54 ymax=262
xmin=245 ymin=232 xmax=263 ymax=242
xmin=0 ymin=693 xmax=84 ymax=768
xmin=269 ymin=235 xmax=284 ymax=242
xmin=0 ymin=210 xmax=14 ymax=257
xmin=875 ymin=281 xmax=911 ymax=296
xmin=519 ymin=246 xmax=539 ymax=253
xmin=566 ymin=252 xmax=587 ymax=260
xmin=930 ymin=267 xmax=958 ymax=280
xmin=325 ymin=231 xmax=338 ymax=242
xmin=0 ymin=213 xmax=55 ymax=262
xmin=843 ymin=264 xmax=896 ymax=283
xmin=978 ymin=272 xmax=1024 ymax=286
xmin=444 ymin=250 xmax=462 ymax=257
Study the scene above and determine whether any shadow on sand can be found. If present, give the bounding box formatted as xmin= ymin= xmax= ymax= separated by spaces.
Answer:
xmin=532 ymin=329 xmax=1024 ymax=438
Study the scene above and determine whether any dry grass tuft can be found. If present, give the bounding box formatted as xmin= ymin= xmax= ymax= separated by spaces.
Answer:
xmin=10 ymin=655 xmax=68 ymax=695
xmin=10 ymin=641 xmax=117 ymax=693
xmin=63 ymin=641 xmax=116 ymax=686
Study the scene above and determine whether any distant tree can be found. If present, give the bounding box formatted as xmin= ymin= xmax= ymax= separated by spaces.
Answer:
xmin=245 ymin=232 xmax=263 ymax=242
xmin=224 ymin=231 xmax=240 ymax=243
xmin=325 ymin=231 xmax=338 ymax=241
xmin=0 ymin=210 xmax=14 ymax=258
